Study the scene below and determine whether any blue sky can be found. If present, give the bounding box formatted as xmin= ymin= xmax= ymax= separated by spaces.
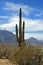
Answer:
xmin=0 ymin=0 xmax=43 ymax=40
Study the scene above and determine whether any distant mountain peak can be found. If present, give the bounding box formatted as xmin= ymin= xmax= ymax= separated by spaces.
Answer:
xmin=25 ymin=37 xmax=43 ymax=46
xmin=0 ymin=30 xmax=17 ymax=45
xmin=29 ymin=37 xmax=38 ymax=41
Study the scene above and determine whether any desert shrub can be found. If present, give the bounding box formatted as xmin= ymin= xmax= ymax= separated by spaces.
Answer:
xmin=9 ymin=46 xmax=35 ymax=65
xmin=0 ymin=44 xmax=43 ymax=65
xmin=0 ymin=44 xmax=15 ymax=59
xmin=9 ymin=45 xmax=43 ymax=65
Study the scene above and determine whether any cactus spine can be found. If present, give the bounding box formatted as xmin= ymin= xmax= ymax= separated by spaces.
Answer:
xmin=16 ymin=8 xmax=25 ymax=46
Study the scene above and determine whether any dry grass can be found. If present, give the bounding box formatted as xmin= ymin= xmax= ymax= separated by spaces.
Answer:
xmin=0 ymin=59 xmax=17 ymax=65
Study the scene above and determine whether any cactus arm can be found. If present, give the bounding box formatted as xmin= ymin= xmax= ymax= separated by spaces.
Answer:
xmin=16 ymin=24 xmax=18 ymax=42
xmin=23 ymin=21 xmax=25 ymax=42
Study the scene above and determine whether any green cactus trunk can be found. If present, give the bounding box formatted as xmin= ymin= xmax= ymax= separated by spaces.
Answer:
xmin=16 ymin=8 xmax=25 ymax=47
xmin=16 ymin=24 xmax=18 ymax=42
xmin=23 ymin=21 xmax=25 ymax=42
xmin=19 ymin=8 xmax=22 ymax=43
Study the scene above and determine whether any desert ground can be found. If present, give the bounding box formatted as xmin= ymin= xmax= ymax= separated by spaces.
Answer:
xmin=0 ymin=59 xmax=16 ymax=65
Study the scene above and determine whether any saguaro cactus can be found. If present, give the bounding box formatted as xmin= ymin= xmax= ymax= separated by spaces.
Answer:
xmin=16 ymin=8 xmax=25 ymax=46
xmin=19 ymin=8 xmax=22 ymax=43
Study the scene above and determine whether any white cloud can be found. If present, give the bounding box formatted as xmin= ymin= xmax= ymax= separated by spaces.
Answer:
xmin=0 ymin=15 xmax=43 ymax=39
xmin=3 ymin=2 xmax=28 ymax=15
xmin=3 ymin=1 xmax=43 ymax=17
xmin=3 ymin=2 xmax=37 ymax=15
xmin=22 ymin=17 xmax=43 ymax=32
xmin=0 ymin=15 xmax=19 ymax=31
xmin=0 ymin=16 xmax=9 ymax=18
xmin=25 ymin=33 xmax=43 ymax=40
xmin=0 ymin=15 xmax=43 ymax=32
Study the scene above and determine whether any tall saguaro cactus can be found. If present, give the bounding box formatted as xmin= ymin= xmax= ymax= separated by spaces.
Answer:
xmin=19 ymin=8 xmax=22 ymax=43
xmin=16 ymin=8 xmax=25 ymax=46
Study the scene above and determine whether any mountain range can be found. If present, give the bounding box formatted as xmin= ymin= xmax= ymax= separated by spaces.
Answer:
xmin=0 ymin=30 xmax=17 ymax=45
xmin=25 ymin=37 xmax=43 ymax=46
xmin=0 ymin=30 xmax=43 ymax=45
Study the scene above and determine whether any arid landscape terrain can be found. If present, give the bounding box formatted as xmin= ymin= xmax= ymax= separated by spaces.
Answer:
xmin=0 ymin=59 xmax=13 ymax=65
xmin=0 ymin=0 xmax=43 ymax=65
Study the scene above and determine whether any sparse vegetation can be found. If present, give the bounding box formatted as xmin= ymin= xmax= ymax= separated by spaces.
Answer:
xmin=0 ymin=44 xmax=43 ymax=65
